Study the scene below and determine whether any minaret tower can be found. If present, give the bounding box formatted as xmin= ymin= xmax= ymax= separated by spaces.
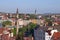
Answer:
xmin=35 ymin=9 xmax=37 ymax=14
xmin=16 ymin=8 xmax=19 ymax=35
xmin=16 ymin=8 xmax=19 ymax=19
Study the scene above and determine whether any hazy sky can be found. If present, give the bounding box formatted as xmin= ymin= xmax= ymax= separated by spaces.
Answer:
xmin=0 ymin=0 xmax=60 ymax=14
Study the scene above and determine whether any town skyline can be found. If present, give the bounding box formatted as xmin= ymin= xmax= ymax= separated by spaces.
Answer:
xmin=0 ymin=0 xmax=60 ymax=13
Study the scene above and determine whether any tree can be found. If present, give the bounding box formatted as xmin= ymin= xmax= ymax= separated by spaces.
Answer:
xmin=2 ymin=21 xmax=12 ymax=27
xmin=45 ymin=18 xmax=52 ymax=26
xmin=29 ymin=14 xmax=37 ymax=19
xmin=28 ymin=22 xmax=36 ymax=30
xmin=12 ymin=28 xmax=16 ymax=36
xmin=16 ymin=23 xmax=37 ymax=40
xmin=27 ymin=22 xmax=36 ymax=37
xmin=16 ymin=27 xmax=27 ymax=40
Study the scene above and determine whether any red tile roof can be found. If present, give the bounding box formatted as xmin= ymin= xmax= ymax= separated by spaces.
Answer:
xmin=0 ymin=28 xmax=4 ymax=34
xmin=55 ymin=21 xmax=60 ymax=24
xmin=52 ymin=32 xmax=60 ymax=40
xmin=2 ymin=34 xmax=10 ymax=40
xmin=0 ymin=28 xmax=10 ymax=34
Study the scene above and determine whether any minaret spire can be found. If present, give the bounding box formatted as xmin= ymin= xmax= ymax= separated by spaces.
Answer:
xmin=16 ymin=8 xmax=18 ymax=14
xmin=16 ymin=8 xmax=19 ymax=19
xmin=35 ymin=9 xmax=37 ymax=14
xmin=16 ymin=8 xmax=19 ymax=35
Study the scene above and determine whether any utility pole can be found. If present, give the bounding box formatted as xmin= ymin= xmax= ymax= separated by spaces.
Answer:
xmin=16 ymin=8 xmax=19 ymax=35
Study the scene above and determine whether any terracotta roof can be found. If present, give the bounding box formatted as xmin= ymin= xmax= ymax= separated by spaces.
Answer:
xmin=0 ymin=28 xmax=4 ymax=34
xmin=53 ymin=32 xmax=60 ymax=37
xmin=2 ymin=34 xmax=9 ymax=40
xmin=55 ymin=21 xmax=60 ymax=24
xmin=52 ymin=32 xmax=60 ymax=40
xmin=0 ymin=28 xmax=10 ymax=34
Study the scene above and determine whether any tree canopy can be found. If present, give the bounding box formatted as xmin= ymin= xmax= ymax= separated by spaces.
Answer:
xmin=45 ymin=18 xmax=52 ymax=26
xmin=16 ymin=22 xmax=37 ymax=40
xmin=2 ymin=20 xmax=12 ymax=27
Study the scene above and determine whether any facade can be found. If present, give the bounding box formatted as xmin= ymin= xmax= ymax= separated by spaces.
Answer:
xmin=45 ymin=32 xmax=51 ymax=40
xmin=23 ymin=20 xmax=31 ymax=26
xmin=45 ymin=29 xmax=58 ymax=40
xmin=34 ymin=27 xmax=45 ymax=40
xmin=18 ymin=19 xmax=24 ymax=28
xmin=40 ymin=19 xmax=45 ymax=26
xmin=0 ymin=13 xmax=8 ymax=20
xmin=30 ymin=19 xmax=37 ymax=24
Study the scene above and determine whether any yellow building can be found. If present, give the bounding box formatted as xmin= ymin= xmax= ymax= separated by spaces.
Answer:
xmin=31 ymin=19 xmax=37 ymax=24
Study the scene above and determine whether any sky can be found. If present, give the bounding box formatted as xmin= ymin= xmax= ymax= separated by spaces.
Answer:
xmin=0 ymin=0 xmax=60 ymax=14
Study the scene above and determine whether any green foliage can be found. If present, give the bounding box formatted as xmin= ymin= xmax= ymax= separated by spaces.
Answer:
xmin=16 ymin=23 xmax=36 ymax=40
xmin=18 ymin=27 xmax=27 ymax=36
xmin=19 ymin=15 xmax=23 ymax=18
xmin=17 ymin=27 xmax=27 ymax=40
xmin=12 ymin=28 xmax=16 ymax=36
xmin=2 ymin=21 xmax=12 ymax=27
xmin=45 ymin=18 xmax=52 ymax=26
xmin=29 ymin=14 xmax=36 ymax=19
xmin=28 ymin=22 xmax=36 ymax=30
xmin=18 ymin=23 xmax=36 ymax=36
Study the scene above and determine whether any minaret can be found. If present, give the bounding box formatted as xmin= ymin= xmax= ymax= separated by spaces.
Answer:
xmin=16 ymin=8 xmax=18 ymax=13
xmin=34 ymin=9 xmax=37 ymax=19
xmin=35 ymin=9 xmax=37 ymax=15
xmin=16 ymin=8 xmax=19 ymax=19
xmin=16 ymin=8 xmax=19 ymax=35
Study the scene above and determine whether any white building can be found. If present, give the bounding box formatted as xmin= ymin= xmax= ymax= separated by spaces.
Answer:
xmin=18 ymin=19 xmax=24 ymax=28
xmin=23 ymin=20 xmax=31 ymax=26
xmin=45 ymin=32 xmax=51 ymax=40
xmin=51 ymin=29 xmax=58 ymax=36
xmin=45 ymin=29 xmax=58 ymax=40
